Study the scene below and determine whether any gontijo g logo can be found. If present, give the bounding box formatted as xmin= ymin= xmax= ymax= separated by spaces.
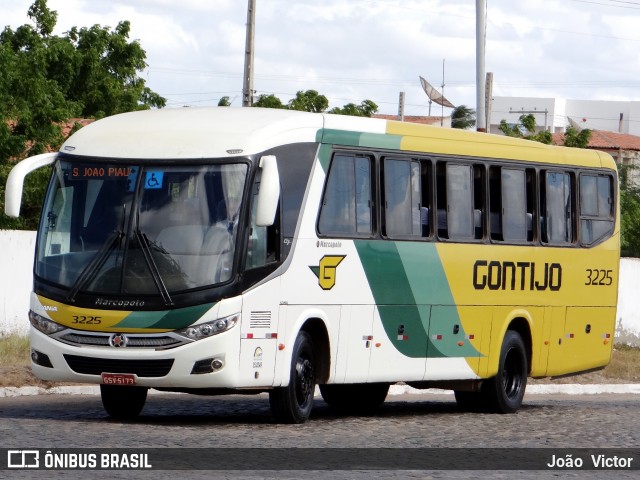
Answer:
xmin=309 ymin=255 xmax=346 ymax=290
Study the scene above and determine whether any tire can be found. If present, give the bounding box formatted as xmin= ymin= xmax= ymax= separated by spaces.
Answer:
xmin=269 ymin=331 xmax=316 ymax=424
xmin=100 ymin=384 xmax=148 ymax=420
xmin=482 ymin=330 xmax=528 ymax=413
xmin=320 ymin=383 xmax=389 ymax=413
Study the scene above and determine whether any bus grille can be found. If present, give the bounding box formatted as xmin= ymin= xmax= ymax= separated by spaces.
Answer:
xmin=56 ymin=331 xmax=188 ymax=350
xmin=63 ymin=355 xmax=174 ymax=377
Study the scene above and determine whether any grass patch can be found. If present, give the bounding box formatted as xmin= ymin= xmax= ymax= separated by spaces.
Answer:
xmin=0 ymin=334 xmax=31 ymax=366
xmin=604 ymin=344 xmax=640 ymax=382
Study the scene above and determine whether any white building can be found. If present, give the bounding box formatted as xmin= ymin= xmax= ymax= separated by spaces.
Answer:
xmin=489 ymin=96 xmax=640 ymax=136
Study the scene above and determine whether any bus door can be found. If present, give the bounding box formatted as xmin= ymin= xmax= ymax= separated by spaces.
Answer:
xmin=335 ymin=305 xmax=374 ymax=383
xmin=367 ymin=305 xmax=429 ymax=383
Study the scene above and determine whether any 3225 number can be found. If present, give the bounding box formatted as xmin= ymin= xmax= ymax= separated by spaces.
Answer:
xmin=585 ymin=269 xmax=613 ymax=286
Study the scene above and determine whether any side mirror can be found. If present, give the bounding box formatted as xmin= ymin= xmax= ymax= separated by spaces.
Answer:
xmin=4 ymin=153 xmax=57 ymax=217
xmin=255 ymin=155 xmax=280 ymax=227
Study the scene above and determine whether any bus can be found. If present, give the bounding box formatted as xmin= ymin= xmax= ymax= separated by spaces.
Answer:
xmin=5 ymin=107 xmax=619 ymax=423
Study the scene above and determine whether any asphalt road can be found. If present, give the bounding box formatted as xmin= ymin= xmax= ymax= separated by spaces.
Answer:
xmin=1 ymin=390 xmax=639 ymax=479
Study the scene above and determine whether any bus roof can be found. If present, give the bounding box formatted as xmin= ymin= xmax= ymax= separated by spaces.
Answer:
xmin=60 ymin=107 xmax=615 ymax=170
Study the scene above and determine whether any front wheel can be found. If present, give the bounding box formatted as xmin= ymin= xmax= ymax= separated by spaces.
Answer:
xmin=100 ymin=384 xmax=148 ymax=420
xmin=269 ymin=331 xmax=316 ymax=424
xmin=482 ymin=330 xmax=528 ymax=413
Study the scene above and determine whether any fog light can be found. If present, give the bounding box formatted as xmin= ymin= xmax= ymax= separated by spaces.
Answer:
xmin=31 ymin=349 xmax=53 ymax=368
xmin=211 ymin=358 xmax=224 ymax=370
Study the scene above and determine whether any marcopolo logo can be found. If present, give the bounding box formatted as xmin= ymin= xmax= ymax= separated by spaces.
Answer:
xmin=309 ymin=255 xmax=346 ymax=290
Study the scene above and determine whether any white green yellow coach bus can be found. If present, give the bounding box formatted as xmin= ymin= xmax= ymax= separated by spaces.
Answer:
xmin=4 ymin=108 xmax=619 ymax=423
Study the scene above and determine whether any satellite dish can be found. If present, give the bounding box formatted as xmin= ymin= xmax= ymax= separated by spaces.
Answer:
xmin=567 ymin=117 xmax=583 ymax=132
xmin=419 ymin=76 xmax=455 ymax=109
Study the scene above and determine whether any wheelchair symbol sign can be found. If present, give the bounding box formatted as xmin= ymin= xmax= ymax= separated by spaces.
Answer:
xmin=145 ymin=171 xmax=164 ymax=189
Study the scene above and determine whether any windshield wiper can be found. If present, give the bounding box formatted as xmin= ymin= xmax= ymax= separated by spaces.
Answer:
xmin=67 ymin=229 xmax=124 ymax=303
xmin=135 ymin=229 xmax=173 ymax=306
xmin=68 ymin=204 xmax=127 ymax=303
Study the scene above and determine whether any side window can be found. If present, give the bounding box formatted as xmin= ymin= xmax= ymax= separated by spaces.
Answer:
xmin=580 ymin=174 xmax=614 ymax=245
xmin=489 ymin=167 xmax=535 ymax=242
xmin=318 ymin=154 xmax=372 ymax=236
xmin=542 ymin=171 xmax=574 ymax=245
xmin=383 ymin=158 xmax=427 ymax=237
xmin=437 ymin=162 xmax=483 ymax=240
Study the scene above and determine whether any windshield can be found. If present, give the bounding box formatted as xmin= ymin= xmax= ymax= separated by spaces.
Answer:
xmin=36 ymin=159 xmax=248 ymax=299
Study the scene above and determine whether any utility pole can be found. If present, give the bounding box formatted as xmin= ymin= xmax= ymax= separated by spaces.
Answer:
xmin=485 ymin=72 xmax=493 ymax=132
xmin=476 ymin=0 xmax=487 ymax=132
xmin=242 ymin=0 xmax=256 ymax=107
xmin=398 ymin=92 xmax=405 ymax=121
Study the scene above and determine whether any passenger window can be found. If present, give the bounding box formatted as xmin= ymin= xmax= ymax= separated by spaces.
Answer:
xmin=489 ymin=167 xmax=535 ymax=243
xmin=383 ymin=158 xmax=426 ymax=237
xmin=318 ymin=154 xmax=372 ymax=236
xmin=542 ymin=171 xmax=574 ymax=245
xmin=580 ymin=174 xmax=614 ymax=245
xmin=437 ymin=163 xmax=483 ymax=240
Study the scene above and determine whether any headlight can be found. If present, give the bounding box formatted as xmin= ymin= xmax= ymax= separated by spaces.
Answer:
xmin=29 ymin=310 xmax=66 ymax=335
xmin=176 ymin=313 xmax=239 ymax=341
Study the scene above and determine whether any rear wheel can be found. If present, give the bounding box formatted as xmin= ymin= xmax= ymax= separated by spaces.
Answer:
xmin=269 ymin=331 xmax=316 ymax=424
xmin=482 ymin=330 xmax=528 ymax=413
xmin=100 ymin=384 xmax=148 ymax=420
xmin=320 ymin=383 xmax=389 ymax=413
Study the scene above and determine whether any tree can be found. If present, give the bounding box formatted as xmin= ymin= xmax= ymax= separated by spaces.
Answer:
xmin=619 ymin=164 xmax=640 ymax=257
xmin=451 ymin=105 xmax=476 ymax=129
xmin=253 ymin=94 xmax=287 ymax=109
xmin=329 ymin=99 xmax=378 ymax=117
xmin=217 ymin=96 xmax=231 ymax=107
xmin=252 ymin=91 xmax=378 ymax=117
xmin=621 ymin=188 xmax=640 ymax=257
xmin=0 ymin=0 xmax=165 ymax=163
xmin=288 ymin=90 xmax=328 ymax=113
xmin=563 ymin=125 xmax=592 ymax=148
xmin=0 ymin=0 xmax=165 ymax=230
xmin=499 ymin=114 xmax=552 ymax=144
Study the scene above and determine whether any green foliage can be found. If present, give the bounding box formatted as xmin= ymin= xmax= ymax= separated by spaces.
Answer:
xmin=252 ymin=91 xmax=377 ymax=117
xmin=564 ymin=126 xmax=592 ymax=148
xmin=619 ymin=164 xmax=640 ymax=257
xmin=499 ymin=114 xmax=552 ymax=144
xmin=288 ymin=90 xmax=328 ymax=113
xmin=0 ymin=0 xmax=165 ymax=163
xmin=328 ymin=99 xmax=378 ymax=117
xmin=451 ymin=105 xmax=476 ymax=129
xmin=217 ymin=96 xmax=231 ymax=107
xmin=253 ymin=94 xmax=287 ymax=109
xmin=1 ymin=0 xmax=165 ymax=230
xmin=0 ymin=163 xmax=51 ymax=230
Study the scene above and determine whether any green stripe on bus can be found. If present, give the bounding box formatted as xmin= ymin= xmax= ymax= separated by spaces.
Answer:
xmin=114 ymin=302 xmax=216 ymax=330
xmin=318 ymin=129 xmax=403 ymax=151
xmin=355 ymin=240 xmax=480 ymax=358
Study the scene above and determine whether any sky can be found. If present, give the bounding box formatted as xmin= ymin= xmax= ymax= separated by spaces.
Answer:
xmin=3 ymin=0 xmax=640 ymax=117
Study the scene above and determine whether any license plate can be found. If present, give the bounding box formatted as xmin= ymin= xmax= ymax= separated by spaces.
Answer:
xmin=101 ymin=373 xmax=136 ymax=386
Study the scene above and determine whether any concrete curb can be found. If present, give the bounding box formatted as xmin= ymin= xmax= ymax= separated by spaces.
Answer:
xmin=2 ymin=384 xmax=640 ymax=398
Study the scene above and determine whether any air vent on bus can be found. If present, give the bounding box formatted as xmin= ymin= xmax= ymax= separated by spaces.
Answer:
xmin=250 ymin=311 xmax=272 ymax=329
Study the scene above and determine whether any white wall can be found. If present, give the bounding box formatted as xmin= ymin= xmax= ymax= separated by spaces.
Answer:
xmin=0 ymin=230 xmax=36 ymax=336
xmin=1 ymin=230 xmax=639 ymax=345
xmin=490 ymin=96 xmax=640 ymax=136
